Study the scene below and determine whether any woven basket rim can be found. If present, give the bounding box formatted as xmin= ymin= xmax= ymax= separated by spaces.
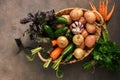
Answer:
xmin=37 ymin=7 xmax=104 ymax=65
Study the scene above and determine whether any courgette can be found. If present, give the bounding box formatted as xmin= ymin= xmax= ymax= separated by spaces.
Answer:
xmin=61 ymin=43 xmax=75 ymax=57
xmin=65 ymin=33 xmax=73 ymax=40
xmin=56 ymin=17 xmax=68 ymax=24
xmin=64 ymin=53 xmax=74 ymax=62
xmin=54 ymin=26 xmax=68 ymax=38
xmin=43 ymin=25 xmax=54 ymax=39
xmin=52 ymin=43 xmax=75 ymax=70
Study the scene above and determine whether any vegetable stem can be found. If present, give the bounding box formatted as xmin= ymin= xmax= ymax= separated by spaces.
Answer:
xmin=43 ymin=58 xmax=52 ymax=68
xmin=52 ymin=56 xmax=63 ymax=71
xmin=102 ymin=23 xmax=109 ymax=42
xmin=31 ymin=47 xmax=42 ymax=55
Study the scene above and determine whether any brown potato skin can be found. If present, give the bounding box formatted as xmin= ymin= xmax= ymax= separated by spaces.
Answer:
xmin=84 ymin=10 xmax=96 ymax=23
xmin=85 ymin=35 xmax=96 ymax=48
xmin=86 ymin=23 xmax=96 ymax=34
xmin=70 ymin=8 xmax=83 ymax=21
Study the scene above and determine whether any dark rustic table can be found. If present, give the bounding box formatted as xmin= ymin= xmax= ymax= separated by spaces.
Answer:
xmin=0 ymin=0 xmax=120 ymax=80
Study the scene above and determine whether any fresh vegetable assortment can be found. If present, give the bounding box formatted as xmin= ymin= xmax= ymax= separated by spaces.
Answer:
xmin=15 ymin=0 xmax=120 ymax=78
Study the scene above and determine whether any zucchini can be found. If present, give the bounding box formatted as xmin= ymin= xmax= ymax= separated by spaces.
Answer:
xmin=65 ymin=33 xmax=73 ymax=40
xmin=61 ymin=43 xmax=75 ymax=57
xmin=54 ymin=26 xmax=68 ymax=37
xmin=64 ymin=53 xmax=73 ymax=62
xmin=56 ymin=17 xmax=68 ymax=24
xmin=43 ymin=25 xmax=54 ymax=39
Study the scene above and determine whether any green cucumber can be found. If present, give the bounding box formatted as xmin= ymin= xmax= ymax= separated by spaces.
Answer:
xmin=43 ymin=25 xmax=54 ymax=39
xmin=61 ymin=43 xmax=75 ymax=57
xmin=56 ymin=17 xmax=68 ymax=24
xmin=54 ymin=27 xmax=68 ymax=37
xmin=65 ymin=33 xmax=73 ymax=40
xmin=64 ymin=53 xmax=74 ymax=62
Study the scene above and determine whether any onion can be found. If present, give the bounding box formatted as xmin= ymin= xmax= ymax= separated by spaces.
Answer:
xmin=72 ymin=34 xmax=84 ymax=46
xmin=73 ymin=48 xmax=85 ymax=59
xmin=57 ymin=36 xmax=69 ymax=48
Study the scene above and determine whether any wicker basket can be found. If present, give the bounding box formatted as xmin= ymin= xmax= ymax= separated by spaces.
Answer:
xmin=37 ymin=8 xmax=104 ymax=65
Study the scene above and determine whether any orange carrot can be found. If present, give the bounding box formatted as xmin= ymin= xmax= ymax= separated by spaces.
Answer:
xmin=90 ymin=2 xmax=101 ymax=21
xmin=52 ymin=40 xmax=57 ymax=46
xmin=104 ymin=0 xmax=108 ymax=21
xmin=98 ymin=0 xmax=102 ymax=15
xmin=101 ymin=0 xmax=105 ymax=19
xmin=50 ymin=47 xmax=63 ymax=60
xmin=106 ymin=3 xmax=115 ymax=21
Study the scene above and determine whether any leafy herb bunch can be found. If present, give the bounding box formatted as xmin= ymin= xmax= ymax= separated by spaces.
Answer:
xmin=83 ymin=24 xmax=120 ymax=71
xmin=20 ymin=10 xmax=56 ymax=40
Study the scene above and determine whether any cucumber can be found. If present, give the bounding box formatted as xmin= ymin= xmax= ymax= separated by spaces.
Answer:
xmin=61 ymin=43 xmax=75 ymax=57
xmin=64 ymin=53 xmax=74 ymax=62
xmin=54 ymin=27 xmax=68 ymax=38
xmin=65 ymin=33 xmax=73 ymax=40
xmin=43 ymin=25 xmax=54 ymax=39
xmin=56 ymin=17 xmax=68 ymax=24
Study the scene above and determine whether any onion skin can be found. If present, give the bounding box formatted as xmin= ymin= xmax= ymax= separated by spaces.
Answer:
xmin=72 ymin=34 xmax=84 ymax=46
xmin=73 ymin=48 xmax=85 ymax=59
xmin=85 ymin=35 xmax=96 ymax=48
xmin=70 ymin=8 xmax=83 ymax=21
xmin=84 ymin=10 xmax=96 ymax=23
xmin=57 ymin=36 xmax=69 ymax=48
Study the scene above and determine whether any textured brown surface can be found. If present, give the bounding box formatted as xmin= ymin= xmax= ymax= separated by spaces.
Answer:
xmin=0 ymin=0 xmax=120 ymax=80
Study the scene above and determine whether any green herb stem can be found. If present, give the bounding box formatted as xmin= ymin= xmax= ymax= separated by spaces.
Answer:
xmin=102 ymin=23 xmax=110 ymax=42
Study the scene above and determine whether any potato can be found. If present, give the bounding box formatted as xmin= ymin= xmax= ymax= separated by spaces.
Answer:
xmin=62 ymin=15 xmax=72 ymax=25
xmin=56 ymin=24 xmax=64 ymax=28
xmin=79 ymin=17 xmax=86 ymax=25
xmin=70 ymin=8 xmax=83 ymax=21
xmin=73 ymin=48 xmax=85 ymax=59
xmin=81 ymin=30 xmax=88 ymax=38
xmin=57 ymin=36 xmax=69 ymax=48
xmin=76 ymin=41 xmax=85 ymax=49
xmin=84 ymin=10 xmax=96 ymax=23
xmin=86 ymin=23 xmax=96 ymax=34
xmin=85 ymin=35 xmax=96 ymax=48
xmin=73 ymin=34 xmax=84 ymax=46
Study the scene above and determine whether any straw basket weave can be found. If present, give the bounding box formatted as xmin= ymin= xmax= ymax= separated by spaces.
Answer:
xmin=37 ymin=8 xmax=104 ymax=65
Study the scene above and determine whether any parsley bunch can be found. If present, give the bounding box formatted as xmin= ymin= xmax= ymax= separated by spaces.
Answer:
xmin=83 ymin=24 xmax=120 ymax=71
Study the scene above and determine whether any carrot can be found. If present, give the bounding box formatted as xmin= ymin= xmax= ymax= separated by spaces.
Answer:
xmin=106 ymin=3 xmax=115 ymax=21
xmin=52 ymin=40 xmax=57 ymax=46
xmin=98 ymin=0 xmax=102 ymax=15
xmin=50 ymin=47 xmax=63 ymax=60
xmin=101 ymin=0 xmax=105 ymax=19
xmin=104 ymin=0 xmax=108 ymax=21
xmin=89 ymin=2 xmax=101 ymax=21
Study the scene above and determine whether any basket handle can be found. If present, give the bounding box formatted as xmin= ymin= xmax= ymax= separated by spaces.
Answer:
xmin=37 ymin=52 xmax=48 ymax=62
xmin=93 ymin=10 xmax=104 ymax=26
